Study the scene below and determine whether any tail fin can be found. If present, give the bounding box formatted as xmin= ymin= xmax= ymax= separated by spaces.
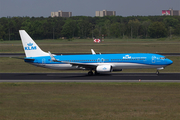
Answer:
xmin=19 ymin=30 xmax=49 ymax=57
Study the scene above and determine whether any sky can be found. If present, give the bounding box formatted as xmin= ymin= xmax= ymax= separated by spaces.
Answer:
xmin=0 ymin=0 xmax=180 ymax=17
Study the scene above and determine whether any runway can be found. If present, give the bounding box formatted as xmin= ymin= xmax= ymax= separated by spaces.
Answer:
xmin=0 ymin=73 xmax=180 ymax=82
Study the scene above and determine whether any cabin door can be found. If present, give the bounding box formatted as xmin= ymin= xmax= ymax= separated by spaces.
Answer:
xmin=42 ymin=58 xmax=46 ymax=64
xmin=152 ymin=56 xmax=156 ymax=63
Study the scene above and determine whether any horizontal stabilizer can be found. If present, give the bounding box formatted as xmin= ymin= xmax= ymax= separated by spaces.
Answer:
xmin=24 ymin=58 xmax=35 ymax=62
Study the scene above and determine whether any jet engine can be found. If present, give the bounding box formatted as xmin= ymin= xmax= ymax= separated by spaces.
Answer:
xmin=96 ymin=65 xmax=112 ymax=72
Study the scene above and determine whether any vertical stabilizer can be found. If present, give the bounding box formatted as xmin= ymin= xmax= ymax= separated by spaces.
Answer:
xmin=19 ymin=30 xmax=49 ymax=57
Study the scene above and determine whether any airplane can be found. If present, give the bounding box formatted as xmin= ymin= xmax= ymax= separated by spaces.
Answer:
xmin=19 ymin=30 xmax=173 ymax=75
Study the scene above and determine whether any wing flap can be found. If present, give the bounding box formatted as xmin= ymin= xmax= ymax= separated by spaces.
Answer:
xmin=70 ymin=62 xmax=97 ymax=70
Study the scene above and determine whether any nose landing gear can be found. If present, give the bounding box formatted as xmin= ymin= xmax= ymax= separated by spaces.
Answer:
xmin=156 ymin=67 xmax=164 ymax=75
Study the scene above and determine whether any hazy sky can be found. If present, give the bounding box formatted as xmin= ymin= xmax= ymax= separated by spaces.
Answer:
xmin=0 ymin=0 xmax=180 ymax=17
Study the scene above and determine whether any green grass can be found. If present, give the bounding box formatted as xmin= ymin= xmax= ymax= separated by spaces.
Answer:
xmin=0 ymin=39 xmax=180 ymax=53
xmin=0 ymin=56 xmax=179 ymax=73
xmin=0 ymin=82 xmax=180 ymax=120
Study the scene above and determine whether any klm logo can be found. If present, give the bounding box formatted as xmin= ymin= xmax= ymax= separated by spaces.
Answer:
xmin=123 ymin=55 xmax=131 ymax=59
xmin=103 ymin=67 xmax=107 ymax=70
xmin=25 ymin=43 xmax=37 ymax=50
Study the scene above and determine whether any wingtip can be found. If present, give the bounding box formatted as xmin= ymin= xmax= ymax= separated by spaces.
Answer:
xmin=91 ymin=49 xmax=96 ymax=55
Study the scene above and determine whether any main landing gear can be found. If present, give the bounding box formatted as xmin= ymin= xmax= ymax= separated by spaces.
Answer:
xmin=156 ymin=70 xmax=159 ymax=75
xmin=88 ymin=71 xmax=93 ymax=76
xmin=88 ymin=70 xmax=99 ymax=76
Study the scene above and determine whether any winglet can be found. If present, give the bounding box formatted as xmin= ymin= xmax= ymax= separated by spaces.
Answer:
xmin=91 ymin=49 xmax=96 ymax=55
xmin=48 ymin=51 xmax=59 ymax=62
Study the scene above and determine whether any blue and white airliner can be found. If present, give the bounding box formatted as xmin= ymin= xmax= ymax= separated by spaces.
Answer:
xmin=19 ymin=30 xmax=173 ymax=75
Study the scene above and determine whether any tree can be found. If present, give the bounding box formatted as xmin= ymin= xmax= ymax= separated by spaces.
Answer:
xmin=61 ymin=20 xmax=78 ymax=38
xmin=1 ymin=16 xmax=180 ymax=40
xmin=0 ymin=24 xmax=5 ymax=40
xmin=92 ymin=27 xmax=100 ymax=38
xmin=119 ymin=23 xmax=126 ymax=38
xmin=104 ymin=20 xmax=111 ymax=38
xmin=77 ymin=20 xmax=92 ymax=38
xmin=128 ymin=19 xmax=140 ymax=38
xmin=163 ymin=17 xmax=178 ymax=39
xmin=21 ymin=18 xmax=34 ymax=35
xmin=173 ymin=24 xmax=180 ymax=36
xmin=142 ymin=20 xmax=151 ymax=38
xmin=163 ymin=17 xmax=178 ymax=27
xmin=110 ymin=22 xmax=121 ymax=38
xmin=148 ymin=22 xmax=167 ymax=38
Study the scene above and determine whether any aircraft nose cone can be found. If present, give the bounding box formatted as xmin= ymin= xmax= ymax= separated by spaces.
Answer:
xmin=167 ymin=59 xmax=173 ymax=65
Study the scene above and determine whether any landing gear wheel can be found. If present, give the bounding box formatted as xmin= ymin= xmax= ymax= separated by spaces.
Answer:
xmin=95 ymin=71 xmax=99 ymax=75
xmin=156 ymin=71 xmax=159 ymax=75
xmin=88 ymin=71 xmax=93 ymax=76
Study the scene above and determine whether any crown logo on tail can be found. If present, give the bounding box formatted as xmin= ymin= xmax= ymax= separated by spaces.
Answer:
xmin=27 ymin=43 xmax=33 ymax=46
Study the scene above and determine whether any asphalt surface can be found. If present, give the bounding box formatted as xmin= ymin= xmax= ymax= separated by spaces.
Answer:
xmin=0 ymin=73 xmax=179 ymax=82
xmin=0 ymin=53 xmax=180 ymax=57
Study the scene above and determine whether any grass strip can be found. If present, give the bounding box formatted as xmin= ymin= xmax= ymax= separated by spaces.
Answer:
xmin=0 ymin=82 xmax=180 ymax=120
xmin=0 ymin=39 xmax=180 ymax=53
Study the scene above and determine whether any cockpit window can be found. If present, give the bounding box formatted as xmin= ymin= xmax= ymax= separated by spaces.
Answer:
xmin=160 ymin=57 xmax=166 ymax=60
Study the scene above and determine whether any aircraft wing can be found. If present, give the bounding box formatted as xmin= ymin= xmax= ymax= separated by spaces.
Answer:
xmin=68 ymin=62 xmax=97 ymax=70
xmin=48 ymin=51 xmax=98 ymax=70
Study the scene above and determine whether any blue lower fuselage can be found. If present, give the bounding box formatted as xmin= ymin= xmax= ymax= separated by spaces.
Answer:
xmin=24 ymin=53 xmax=173 ymax=70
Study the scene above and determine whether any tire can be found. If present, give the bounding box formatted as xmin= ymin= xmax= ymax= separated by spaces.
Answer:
xmin=88 ymin=71 xmax=93 ymax=76
xmin=156 ymin=71 xmax=159 ymax=75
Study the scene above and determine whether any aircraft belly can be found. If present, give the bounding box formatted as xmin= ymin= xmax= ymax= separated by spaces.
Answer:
xmin=112 ymin=63 xmax=166 ymax=69
xmin=31 ymin=62 xmax=167 ymax=70
xmin=32 ymin=63 xmax=77 ymax=70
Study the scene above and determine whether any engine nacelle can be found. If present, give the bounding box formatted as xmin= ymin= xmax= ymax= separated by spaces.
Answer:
xmin=96 ymin=65 xmax=112 ymax=72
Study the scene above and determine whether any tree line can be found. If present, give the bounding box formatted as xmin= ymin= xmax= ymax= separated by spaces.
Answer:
xmin=0 ymin=16 xmax=180 ymax=40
